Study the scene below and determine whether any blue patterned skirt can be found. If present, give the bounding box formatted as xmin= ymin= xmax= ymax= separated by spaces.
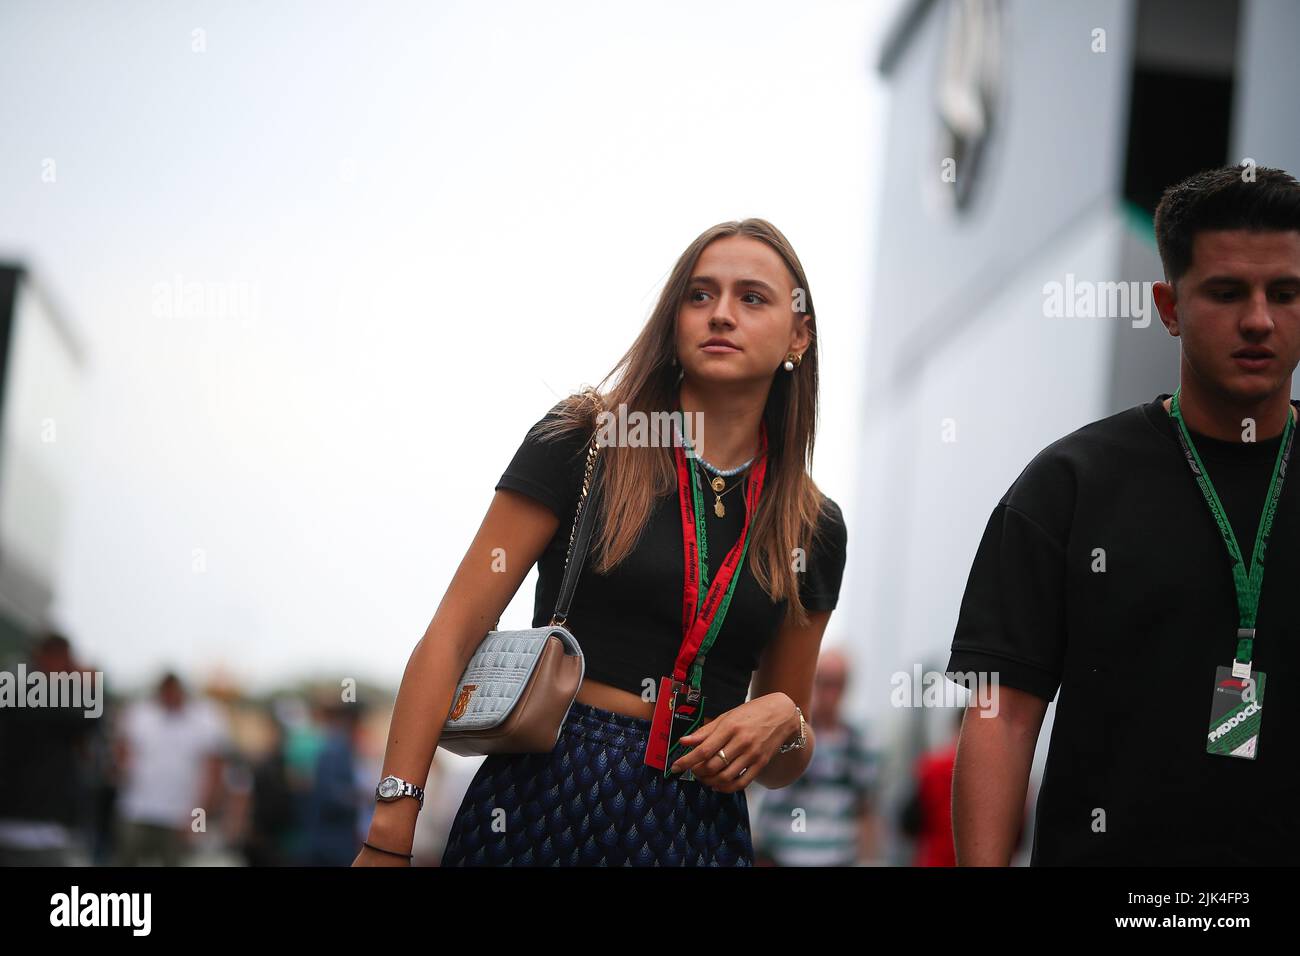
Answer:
xmin=439 ymin=700 xmax=754 ymax=866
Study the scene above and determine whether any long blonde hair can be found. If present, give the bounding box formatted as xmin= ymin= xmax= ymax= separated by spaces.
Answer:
xmin=533 ymin=218 xmax=831 ymax=627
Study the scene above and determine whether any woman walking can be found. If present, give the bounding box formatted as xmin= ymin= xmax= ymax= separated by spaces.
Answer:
xmin=354 ymin=218 xmax=847 ymax=866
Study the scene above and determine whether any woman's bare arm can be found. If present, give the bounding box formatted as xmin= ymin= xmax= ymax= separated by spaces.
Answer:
xmin=354 ymin=488 xmax=561 ymax=865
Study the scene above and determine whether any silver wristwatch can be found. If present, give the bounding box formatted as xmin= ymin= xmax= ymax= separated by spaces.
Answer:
xmin=777 ymin=705 xmax=807 ymax=754
xmin=375 ymin=774 xmax=425 ymax=809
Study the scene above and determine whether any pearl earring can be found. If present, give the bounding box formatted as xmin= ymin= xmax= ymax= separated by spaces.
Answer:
xmin=784 ymin=352 xmax=802 ymax=372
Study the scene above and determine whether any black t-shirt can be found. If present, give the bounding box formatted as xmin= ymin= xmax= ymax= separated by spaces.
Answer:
xmin=495 ymin=404 xmax=848 ymax=716
xmin=948 ymin=393 xmax=1300 ymax=865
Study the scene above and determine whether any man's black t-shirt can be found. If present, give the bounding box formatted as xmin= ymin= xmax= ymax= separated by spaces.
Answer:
xmin=495 ymin=404 xmax=848 ymax=716
xmin=948 ymin=393 xmax=1300 ymax=865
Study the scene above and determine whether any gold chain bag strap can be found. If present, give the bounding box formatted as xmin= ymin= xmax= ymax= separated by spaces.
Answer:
xmin=438 ymin=430 xmax=604 ymax=756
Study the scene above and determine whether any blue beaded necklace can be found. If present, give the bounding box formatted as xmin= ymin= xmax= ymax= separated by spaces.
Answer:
xmin=694 ymin=454 xmax=754 ymax=477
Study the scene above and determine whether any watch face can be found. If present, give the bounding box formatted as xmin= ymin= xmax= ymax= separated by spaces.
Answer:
xmin=378 ymin=777 xmax=400 ymax=799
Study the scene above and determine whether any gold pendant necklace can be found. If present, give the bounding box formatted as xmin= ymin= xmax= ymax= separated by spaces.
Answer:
xmin=689 ymin=435 xmax=758 ymax=518
xmin=709 ymin=473 xmax=746 ymax=518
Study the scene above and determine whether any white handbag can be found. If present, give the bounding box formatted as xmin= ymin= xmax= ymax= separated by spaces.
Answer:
xmin=438 ymin=432 xmax=603 ymax=756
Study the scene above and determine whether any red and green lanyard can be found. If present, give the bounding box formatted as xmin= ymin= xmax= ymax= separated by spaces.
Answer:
xmin=1168 ymin=387 xmax=1295 ymax=674
xmin=672 ymin=411 xmax=769 ymax=693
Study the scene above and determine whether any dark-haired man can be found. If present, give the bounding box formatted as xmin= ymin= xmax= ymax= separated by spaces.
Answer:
xmin=948 ymin=164 xmax=1300 ymax=865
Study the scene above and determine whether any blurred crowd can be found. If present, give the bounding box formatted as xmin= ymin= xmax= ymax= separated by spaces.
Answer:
xmin=0 ymin=629 xmax=390 ymax=866
xmin=0 ymin=629 xmax=1021 ymax=866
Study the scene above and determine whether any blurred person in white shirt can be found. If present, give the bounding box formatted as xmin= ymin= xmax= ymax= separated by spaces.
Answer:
xmin=113 ymin=672 xmax=229 ymax=865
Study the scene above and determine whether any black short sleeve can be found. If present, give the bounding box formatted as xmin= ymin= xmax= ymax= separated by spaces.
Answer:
xmin=799 ymin=496 xmax=848 ymax=612
xmin=946 ymin=500 xmax=1067 ymax=702
xmin=494 ymin=403 xmax=590 ymax=521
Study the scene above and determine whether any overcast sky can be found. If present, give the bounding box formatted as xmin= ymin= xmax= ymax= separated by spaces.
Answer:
xmin=1 ymin=0 xmax=893 ymax=695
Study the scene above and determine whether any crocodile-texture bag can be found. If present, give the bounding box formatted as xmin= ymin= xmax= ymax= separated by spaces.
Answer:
xmin=438 ymin=430 xmax=604 ymax=757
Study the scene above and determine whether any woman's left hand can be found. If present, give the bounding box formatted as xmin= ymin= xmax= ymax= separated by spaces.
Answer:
xmin=669 ymin=692 xmax=798 ymax=792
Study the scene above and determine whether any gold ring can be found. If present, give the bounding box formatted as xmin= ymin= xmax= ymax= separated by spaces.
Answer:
xmin=717 ymin=748 xmax=729 ymax=765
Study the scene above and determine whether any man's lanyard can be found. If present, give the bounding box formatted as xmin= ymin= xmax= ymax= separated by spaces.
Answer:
xmin=1168 ymin=387 xmax=1295 ymax=673
xmin=672 ymin=411 xmax=768 ymax=693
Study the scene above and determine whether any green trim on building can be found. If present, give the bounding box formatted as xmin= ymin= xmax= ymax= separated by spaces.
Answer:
xmin=1122 ymin=199 xmax=1157 ymax=247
